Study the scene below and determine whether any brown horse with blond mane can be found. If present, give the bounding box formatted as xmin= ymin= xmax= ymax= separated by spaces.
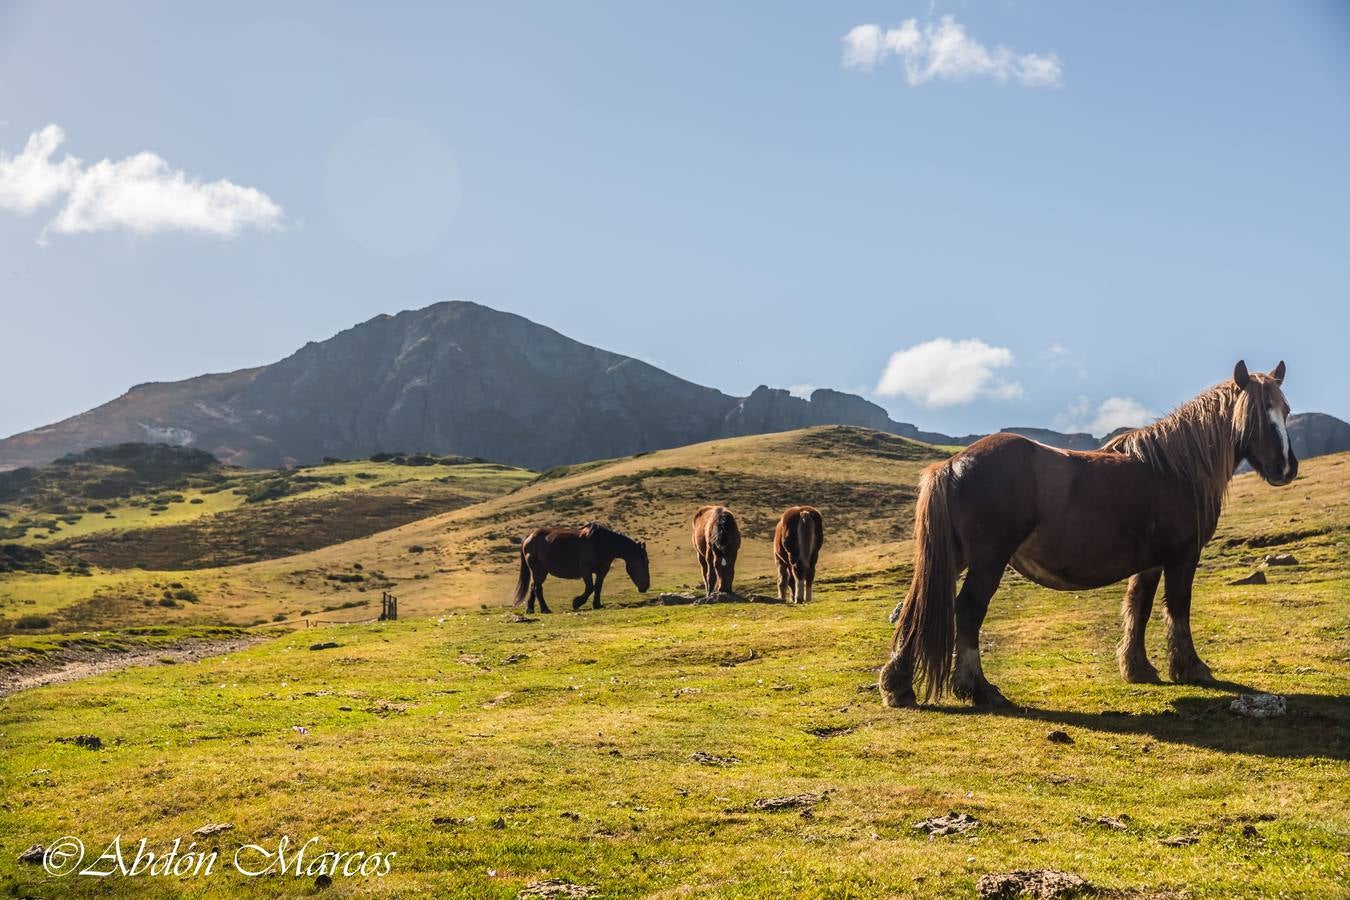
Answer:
xmin=881 ymin=361 xmax=1298 ymax=708
xmin=513 ymin=523 xmax=650 ymax=613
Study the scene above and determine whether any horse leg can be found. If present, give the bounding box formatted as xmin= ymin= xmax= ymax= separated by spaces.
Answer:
xmin=571 ymin=572 xmax=595 ymax=611
xmin=776 ymin=561 xmax=790 ymax=602
xmin=950 ymin=560 xmax=1009 ymax=707
xmin=525 ymin=568 xmax=538 ymax=614
xmin=795 ymin=562 xmax=810 ymax=603
xmin=700 ymin=552 xmax=714 ymax=597
xmin=1163 ymin=559 xmax=1213 ymax=684
xmin=1117 ymin=567 xmax=1162 ymax=683
xmin=533 ymin=574 xmax=552 ymax=614
xmin=591 ymin=569 xmax=607 ymax=609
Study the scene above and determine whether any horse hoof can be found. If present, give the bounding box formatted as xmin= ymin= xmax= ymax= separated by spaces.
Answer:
xmin=881 ymin=687 xmax=917 ymax=708
xmin=1120 ymin=660 xmax=1162 ymax=684
xmin=972 ymin=685 xmax=1010 ymax=708
xmin=1171 ymin=661 xmax=1215 ymax=685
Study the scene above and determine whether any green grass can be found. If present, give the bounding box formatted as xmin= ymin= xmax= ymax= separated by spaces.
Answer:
xmin=0 ymin=437 xmax=1344 ymax=896
xmin=0 ymin=547 xmax=1344 ymax=896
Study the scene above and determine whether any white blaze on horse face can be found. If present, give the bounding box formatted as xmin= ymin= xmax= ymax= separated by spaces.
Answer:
xmin=1269 ymin=406 xmax=1292 ymax=480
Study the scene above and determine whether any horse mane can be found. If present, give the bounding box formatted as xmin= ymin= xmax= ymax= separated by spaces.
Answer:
xmin=1100 ymin=378 xmax=1283 ymax=529
xmin=580 ymin=522 xmax=643 ymax=557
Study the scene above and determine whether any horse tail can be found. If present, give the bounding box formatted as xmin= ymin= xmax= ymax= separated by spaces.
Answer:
xmin=712 ymin=509 xmax=735 ymax=565
xmin=888 ymin=463 xmax=959 ymax=702
xmin=511 ymin=548 xmax=531 ymax=606
xmin=796 ymin=509 xmax=820 ymax=574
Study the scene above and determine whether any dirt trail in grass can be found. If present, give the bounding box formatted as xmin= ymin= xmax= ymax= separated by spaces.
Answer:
xmin=0 ymin=636 xmax=259 ymax=697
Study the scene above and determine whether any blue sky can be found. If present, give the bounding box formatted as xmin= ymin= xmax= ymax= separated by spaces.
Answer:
xmin=1 ymin=1 xmax=1347 ymax=440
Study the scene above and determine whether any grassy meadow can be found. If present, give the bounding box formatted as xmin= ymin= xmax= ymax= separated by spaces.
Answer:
xmin=0 ymin=430 xmax=1346 ymax=896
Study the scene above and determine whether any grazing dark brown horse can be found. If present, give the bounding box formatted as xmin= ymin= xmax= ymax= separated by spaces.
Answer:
xmin=512 ymin=523 xmax=650 ymax=613
xmin=692 ymin=505 xmax=741 ymax=596
xmin=774 ymin=506 xmax=824 ymax=603
xmin=881 ymin=361 xmax=1298 ymax=708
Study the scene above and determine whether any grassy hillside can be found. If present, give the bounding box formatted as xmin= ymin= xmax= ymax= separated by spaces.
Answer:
xmin=220 ymin=426 xmax=951 ymax=625
xmin=0 ymin=435 xmax=1344 ymax=896
xmin=0 ymin=450 xmax=532 ymax=633
xmin=1 ymin=427 xmax=948 ymax=632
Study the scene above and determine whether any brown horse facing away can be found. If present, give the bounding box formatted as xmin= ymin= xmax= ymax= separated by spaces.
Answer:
xmin=881 ymin=361 xmax=1298 ymax=708
xmin=512 ymin=523 xmax=650 ymax=614
xmin=774 ymin=506 xmax=824 ymax=603
xmin=692 ymin=505 xmax=741 ymax=596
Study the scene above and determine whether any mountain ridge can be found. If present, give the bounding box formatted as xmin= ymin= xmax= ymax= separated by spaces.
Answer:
xmin=3 ymin=300 xmax=1347 ymax=470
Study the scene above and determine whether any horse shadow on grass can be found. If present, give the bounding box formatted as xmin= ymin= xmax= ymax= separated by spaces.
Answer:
xmin=939 ymin=691 xmax=1349 ymax=760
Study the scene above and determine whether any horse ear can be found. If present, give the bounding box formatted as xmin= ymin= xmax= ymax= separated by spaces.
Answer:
xmin=1269 ymin=360 xmax=1286 ymax=385
xmin=1233 ymin=360 xmax=1250 ymax=389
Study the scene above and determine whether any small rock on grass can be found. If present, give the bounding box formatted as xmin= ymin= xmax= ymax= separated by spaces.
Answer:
xmin=976 ymin=869 xmax=1090 ymax=899
xmin=1230 ymin=570 xmax=1267 ymax=586
xmin=1264 ymin=553 xmax=1298 ymax=566
xmin=1230 ymin=693 xmax=1287 ymax=718
xmin=1160 ymin=834 xmax=1200 ymax=847
xmin=689 ymin=751 xmax=739 ymax=766
xmin=518 ymin=879 xmax=598 ymax=898
xmin=1046 ymin=730 xmax=1073 ymax=744
xmin=914 ymin=811 xmax=980 ymax=836
xmin=309 ymin=641 xmax=340 ymax=651
xmin=17 ymin=845 xmax=46 ymax=865
xmin=192 ymin=823 xmax=234 ymax=837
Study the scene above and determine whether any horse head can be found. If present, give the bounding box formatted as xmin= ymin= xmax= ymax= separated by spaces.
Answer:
xmin=626 ymin=539 xmax=651 ymax=593
xmin=1233 ymin=359 xmax=1297 ymax=487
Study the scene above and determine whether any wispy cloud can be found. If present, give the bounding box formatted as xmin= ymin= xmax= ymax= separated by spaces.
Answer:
xmin=875 ymin=338 xmax=1023 ymax=407
xmin=1035 ymin=341 xmax=1087 ymax=379
xmin=1054 ymin=396 xmax=1156 ymax=436
xmin=0 ymin=124 xmax=283 ymax=243
xmin=842 ymin=16 xmax=1063 ymax=88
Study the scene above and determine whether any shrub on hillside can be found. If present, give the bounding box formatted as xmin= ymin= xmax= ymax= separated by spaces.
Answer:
xmin=15 ymin=614 xmax=52 ymax=630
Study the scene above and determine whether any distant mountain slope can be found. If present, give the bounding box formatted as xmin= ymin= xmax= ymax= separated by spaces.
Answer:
xmin=2 ymin=300 xmax=1346 ymax=470
xmin=0 ymin=302 xmax=973 ymax=471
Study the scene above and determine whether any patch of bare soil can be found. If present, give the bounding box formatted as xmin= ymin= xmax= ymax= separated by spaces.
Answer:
xmin=977 ymin=869 xmax=1090 ymax=899
xmin=0 ymin=636 xmax=259 ymax=697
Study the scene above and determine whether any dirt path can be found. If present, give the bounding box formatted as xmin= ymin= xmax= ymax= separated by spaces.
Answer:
xmin=0 ymin=637 xmax=260 ymax=697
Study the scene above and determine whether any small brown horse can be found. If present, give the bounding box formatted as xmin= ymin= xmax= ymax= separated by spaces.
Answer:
xmin=692 ymin=505 xmax=741 ymax=596
xmin=881 ymin=361 xmax=1297 ymax=708
xmin=513 ymin=522 xmax=650 ymax=613
xmin=774 ymin=506 xmax=824 ymax=603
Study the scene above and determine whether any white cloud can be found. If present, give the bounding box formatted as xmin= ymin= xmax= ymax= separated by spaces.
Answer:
xmin=1054 ymin=396 xmax=1155 ymax=436
xmin=874 ymin=338 xmax=1023 ymax=408
xmin=0 ymin=125 xmax=79 ymax=213
xmin=0 ymin=124 xmax=283 ymax=242
xmin=842 ymin=16 xmax=1063 ymax=88
xmin=787 ymin=384 xmax=818 ymax=400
